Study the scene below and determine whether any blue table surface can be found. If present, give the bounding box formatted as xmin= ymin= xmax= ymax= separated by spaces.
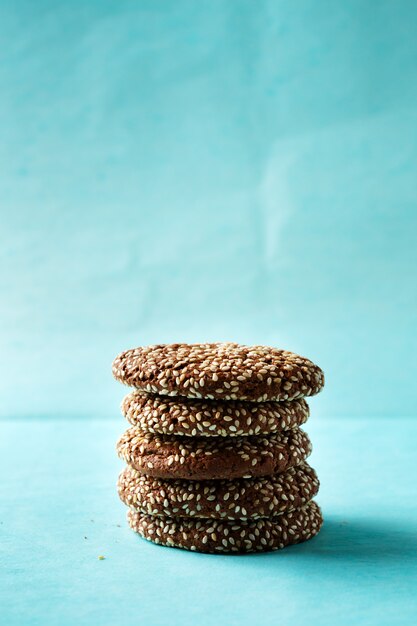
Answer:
xmin=1 ymin=417 xmax=417 ymax=626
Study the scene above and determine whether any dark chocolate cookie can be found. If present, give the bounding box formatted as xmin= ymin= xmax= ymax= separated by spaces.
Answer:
xmin=118 ymin=462 xmax=319 ymax=519
xmin=126 ymin=501 xmax=323 ymax=553
xmin=121 ymin=390 xmax=309 ymax=437
xmin=116 ymin=427 xmax=312 ymax=480
xmin=112 ymin=343 xmax=324 ymax=402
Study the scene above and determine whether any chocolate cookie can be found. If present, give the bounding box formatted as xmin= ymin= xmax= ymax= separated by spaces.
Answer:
xmin=127 ymin=501 xmax=323 ymax=553
xmin=116 ymin=427 xmax=312 ymax=480
xmin=112 ymin=342 xmax=324 ymax=402
xmin=121 ymin=390 xmax=309 ymax=437
xmin=118 ymin=462 xmax=319 ymax=519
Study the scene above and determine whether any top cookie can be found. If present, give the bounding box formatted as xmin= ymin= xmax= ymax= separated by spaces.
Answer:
xmin=112 ymin=342 xmax=324 ymax=402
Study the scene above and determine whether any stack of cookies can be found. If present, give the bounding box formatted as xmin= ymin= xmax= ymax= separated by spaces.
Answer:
xmin=112 ymin=343 xmax=325 ymax=554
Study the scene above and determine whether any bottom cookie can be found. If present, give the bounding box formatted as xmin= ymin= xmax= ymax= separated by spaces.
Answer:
xmin=127 ymin=500 xmax=322 ymax=553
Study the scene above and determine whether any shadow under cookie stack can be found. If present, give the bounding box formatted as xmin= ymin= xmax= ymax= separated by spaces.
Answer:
xmin=113 ymin=343 xmax=325 ymax=554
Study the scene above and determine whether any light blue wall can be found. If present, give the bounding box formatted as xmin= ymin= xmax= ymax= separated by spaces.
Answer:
xmin=1 ymin=0 xmax=416 ymax=419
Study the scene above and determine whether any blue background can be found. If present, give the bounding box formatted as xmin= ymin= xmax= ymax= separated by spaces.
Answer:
xmin=1 ymin=0 xmax=416 ymax=420
xmin=2 ymin=3 xmax=417 ymax=626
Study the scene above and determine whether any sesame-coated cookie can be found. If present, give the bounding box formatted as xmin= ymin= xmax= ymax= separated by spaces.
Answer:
xmin=118 ymin=462 xmax=319 ymax=520
xmin=121 ymin=390 xmax=309 ymax=437
xmin=116 ymin=427 xmax=312 ymax=480
xmin=127 ymin=500 xmax=323 ymax=553
xmin=112 ymin=343 xmax=324 ymax=402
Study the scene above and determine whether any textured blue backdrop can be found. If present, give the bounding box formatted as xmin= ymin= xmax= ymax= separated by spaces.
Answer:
xmin=1 ymin=0 xmax=416 ymax=419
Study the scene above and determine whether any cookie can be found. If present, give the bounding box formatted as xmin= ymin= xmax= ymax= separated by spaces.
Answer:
xmin=121 ymin=390 xmax=309 ymax=437
xmin=118 ymin=462 xmax=319 ymax=520
xmin=116 ymin=427 xmax=312 ymax=480
xmin=112 ymin=342 xmax=324 ymax=402
xmin=126 ymin=500 xmax=323 ymax=553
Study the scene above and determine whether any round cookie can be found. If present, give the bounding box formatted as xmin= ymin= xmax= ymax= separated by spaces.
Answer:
xmin=121 ymin=390 xmax=310 ymax=437
xmin=118 ymin=462 xmax=319 ymax=520
xmin=112 ymin=342 xmax=324 ymax=402
xmin=127 ymin=501 xmax=323 ymax=553
xmin=116 ymin=427 xmax=312 ymax=480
